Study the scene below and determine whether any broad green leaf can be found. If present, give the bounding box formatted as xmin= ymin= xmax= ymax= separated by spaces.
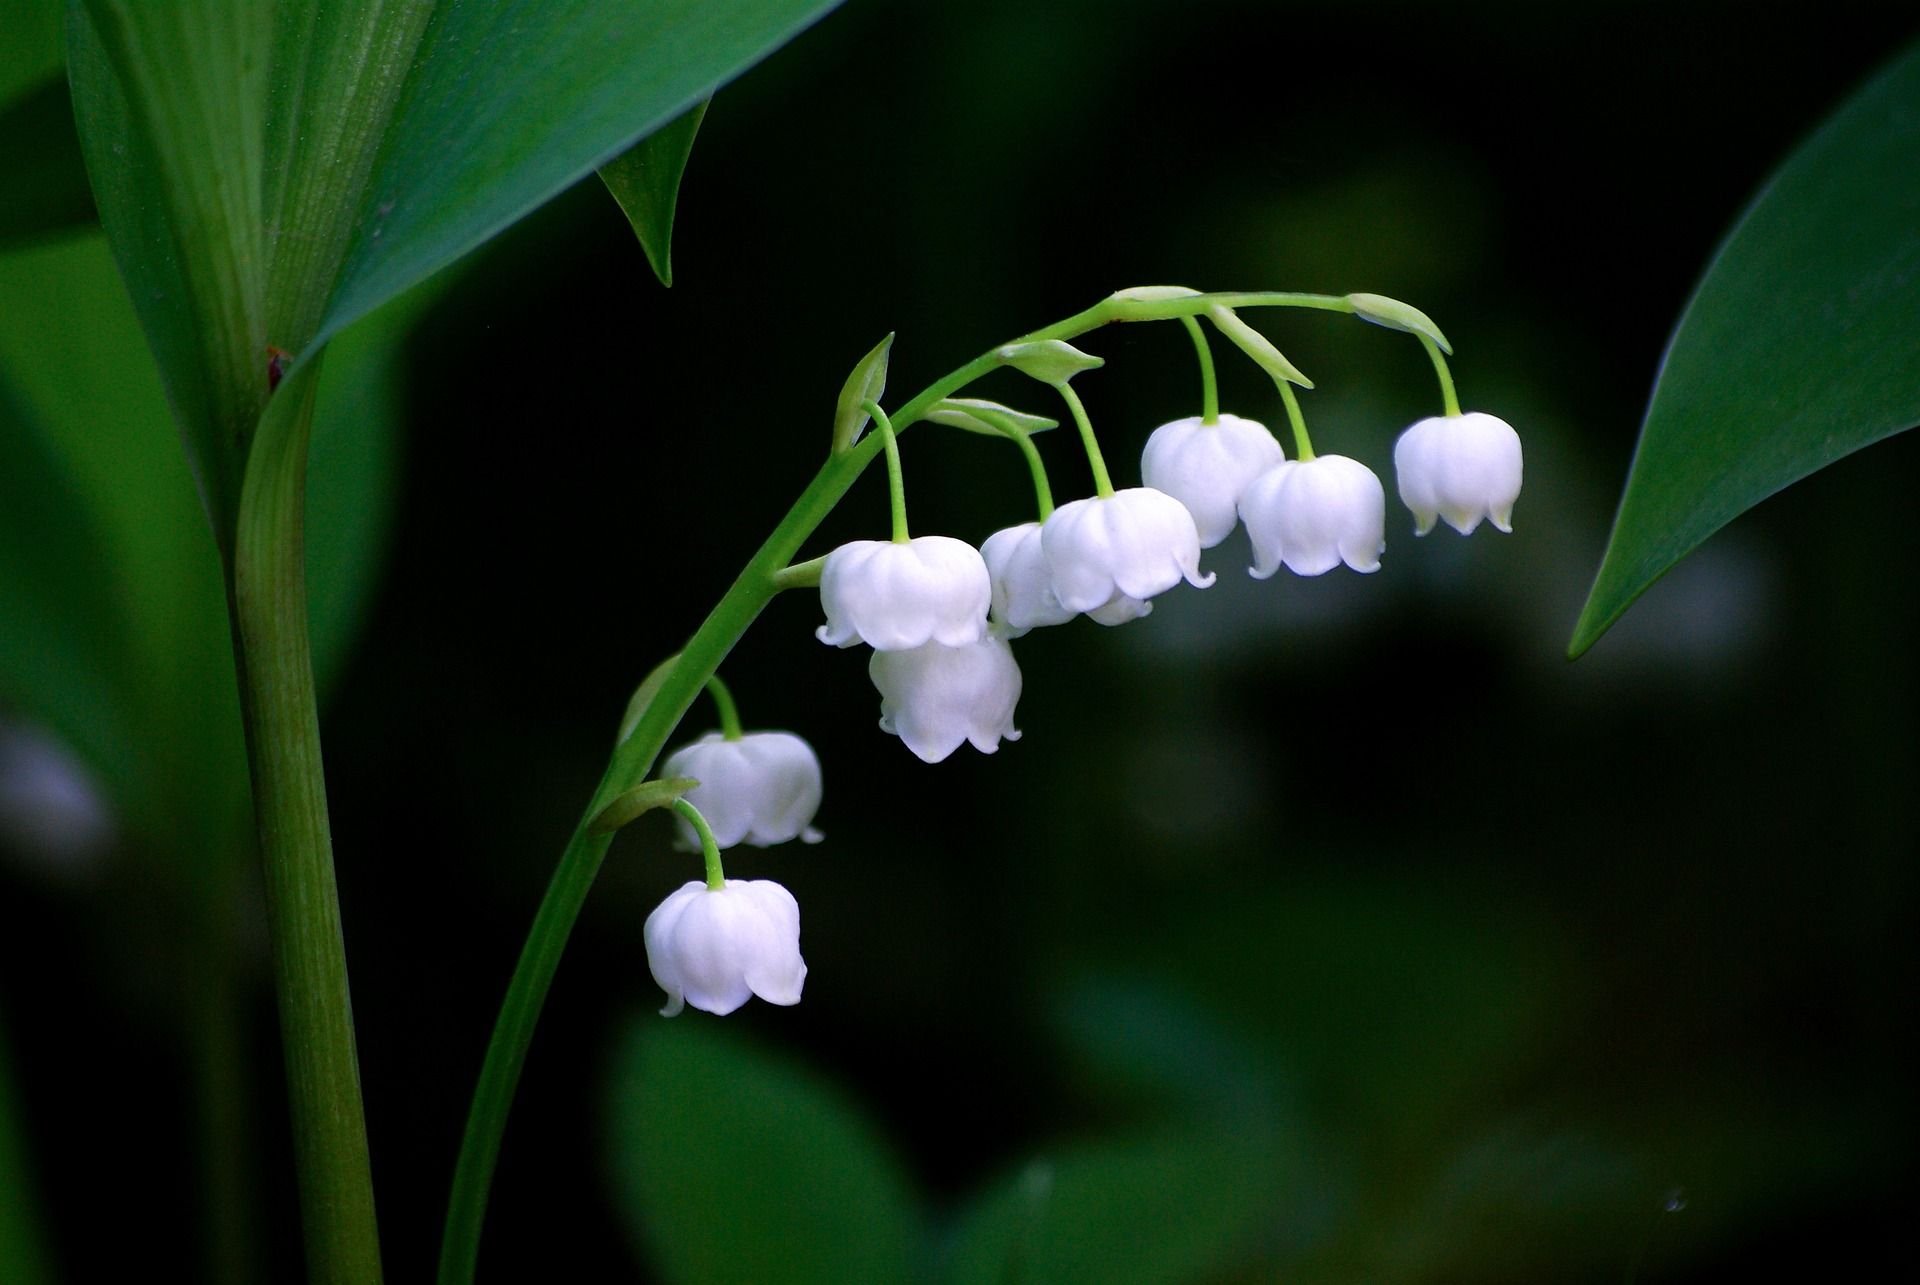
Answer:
xmin=946 ymin=1130 xmax=1277 ymax=1285
xmin=0 ymin=1008 xmax=52 ymax=1285
xmin=606 ymin=1020 xmax=923 ymax=1285
xmin=0 ymin=77 xmax=95 ymax=248
xmin=832 ymin=332 xmax=894 ymax=453
xmin=311 ymin=0 xmax=843 ymax=355
xmin=599 ymin=100 xmax=710 ymax=288
xmin=66 ymin=0 xmax=273 ymax=535
xmin=1570 ymin=42 xmax=1920 ymax=656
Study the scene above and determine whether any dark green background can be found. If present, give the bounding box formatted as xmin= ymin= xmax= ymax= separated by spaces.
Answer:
xmin=2 ymin=1 xmax=1915 ymax=1280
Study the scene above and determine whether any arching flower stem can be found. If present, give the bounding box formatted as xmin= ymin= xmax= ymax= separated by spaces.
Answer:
xmin=1422 ymin=333 xmax=1462 ymax=417
xmin=703 ymin=674 xmax=743 ymax=741
xmin=1179 ymin=315 xmax=1220 ymax=424
xmin=671 ymin=799 xmax=728 ymax=891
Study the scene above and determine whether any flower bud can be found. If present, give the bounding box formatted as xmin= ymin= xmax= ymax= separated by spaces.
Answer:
xmin=1041 ymin=487 xmax=1214 ymax=621
xmin=1239 ymin=454 xmax=1386 ymax=577
xmin=1392 ymin=412 xmax=1523 ymax=536
xmin=980 ymin=522 xmax=1075 ymax=638
xmin=868 ymin=633 xmax=1022 ymax=763
xmin=644 ymin=878 xmax=807 ymax=1017
xmin=661 ymin=731 xmax=824 ymax=849
xmin=1139 ymin=414 xmax=1285 ymax=547
xmin=816 ymin=536 xmax=991 ymax=650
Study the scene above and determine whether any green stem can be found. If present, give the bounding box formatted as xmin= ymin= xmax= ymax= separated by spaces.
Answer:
xmin=435 ymin=284 xmax=1413 ymax=1285
xmin=1011 ymin=430 xmax=1055 ymax=521
xmin=867 ymin=400 xmax=909 ymax=542
xmin=704 ymin=674 xmax=743 ymax=741
xmin=1058 ymin=383 xmax=1114 ymax=498
xmin=229 ymin=361 xmax=383 ymax=1285
xmin=673 ymin=799 xmax=728 ymax=890
xmin=1179 ymin=315 xmax=1219 ymax=423
xmin=1276 ymin=380 xmax=1314 ymax=460
xmin=1421 ymin=334 xmax=1461 ymax=417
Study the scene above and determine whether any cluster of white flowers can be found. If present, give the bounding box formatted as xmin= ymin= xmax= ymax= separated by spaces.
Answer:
xmin=640 ymin=308 xmax=1524 ymax=1020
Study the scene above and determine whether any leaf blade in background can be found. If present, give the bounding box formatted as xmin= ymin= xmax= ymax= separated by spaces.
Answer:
xmin=1570 ymin=41 xmax=1920 ymax=657
xmin=0 ymin=77 xmax=96 ymax=248
xmin=599 ymin=99 xmax=710 ymax=288
xmin=312 ymin=0 xmax=842 ymax=355
xmin=605 ymin=1020 xmax=923 ymax=1285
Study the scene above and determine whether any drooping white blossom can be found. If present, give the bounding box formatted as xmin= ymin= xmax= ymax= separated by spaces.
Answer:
xmin=1392 ymin=411 xmax=1523 ymax=536
xmin=868 ymin=632 xmax=1022 ymax=763
xmin=644 ymin=878 xmax=807 ymax=1017
xmin=980 ymin=521 xmax=1075 ymax=638
xmin=1041 ymin=487 xmax=1214 ymax=623
xmin=816 ymin=536 xmax=992 ymax=650
xmin=1139 ymin=413 xmax=1285 ymax=547
xmin=1239 ymin=454 xmax=1386 ymax=577
xmin=662 ymin=731 xmax=824 ymax=849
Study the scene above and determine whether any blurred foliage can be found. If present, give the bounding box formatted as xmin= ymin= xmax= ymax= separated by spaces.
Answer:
xmin=3 ymin=2 xmax=1918 ymax=1283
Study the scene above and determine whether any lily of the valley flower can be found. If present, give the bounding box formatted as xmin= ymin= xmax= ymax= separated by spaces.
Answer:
xmin=644 ymin=878 xmax=807 ymax=1017
xmin=1392 ymin=411 xmax=1523 ymax=536
xmin=1041 ymin=487 xmax=1214 ymax=623
xmin=980 ymin=521 xmax=1075 ymax=638
xmin=868 ymin=632 xmax=1022 ymax=763
xmin=1139 ymin=413 xmax=1285 ymax=547
xmin=662 ymin=731 xmax=824 ymax=849
xmin=1239 ymin=454 xmax=1386 ymax=577
xmin=816 ymin=536 xmax=992 ymax=650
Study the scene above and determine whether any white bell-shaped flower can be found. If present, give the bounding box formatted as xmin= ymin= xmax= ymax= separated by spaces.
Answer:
xmin=816 ymin=536 xmax=991 ymax=650
xmin=1041 ymin=487 xmax=1214 ymax=622
xmin=1392 ymin=411 xmax=1523 ymax=536
xmin=868 ymin=632 xmax=1022 ymax=763
xmin=644 ymin=878 xmax=807 ymax=1017
xmin=1139 ymin=413 xmax=1285 ymax=547
xmin=1239 ymin=454 xmax=1386 ymax=577
xmin=980 ymin=522 xmax=1075 ymax=638
xmin=662 ymin=731 xmax=824 ymax=849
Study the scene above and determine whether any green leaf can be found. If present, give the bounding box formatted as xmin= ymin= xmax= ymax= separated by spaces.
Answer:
xmin=920 ymin=397 xmax=1061 ymax=438
xmin=1571 ymin=41 xmax=1920 ymax=656
xmin=66 ymin=0 xmax=276 ymax=535
xmin=312 ymin=0 xmax=842 ymax=356
xmin=0 ymin=77 xmax=96 ymax=248
xmin=831 ymin=332 xmax=894 ymax=454
xmin=599 ymin=100 xmax=710 ymax=288
xmin=946 ymin=1130 xmax=1276 ymax=1285
xmin=606 ymin=1020 xmax=923 ymax=1285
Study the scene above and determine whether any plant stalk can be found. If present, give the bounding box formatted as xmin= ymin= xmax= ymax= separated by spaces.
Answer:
xmin=229 ymin=361 xmax=383 ymax=1285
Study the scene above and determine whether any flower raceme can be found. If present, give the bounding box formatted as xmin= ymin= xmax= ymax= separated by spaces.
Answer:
xmin=1393 ymin=411 xmax=1524 ymax=536
xmin=1240 ymin=454 xmax=1386 ymax=577
xmin=1139 ymin=413 xmax=1285 ymax=548
xmin=644 ymin=878 xmax=807 ymax=1017
xmin=816 ymin=536 xmax=992 ymax=650
xmin=869 ymin=632 xmax=1023 ymax=763
xmin=1041 ymin=487 xmax=1214 ymax=623
xmin=661 ymin=731 xmax=824 ymax=849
